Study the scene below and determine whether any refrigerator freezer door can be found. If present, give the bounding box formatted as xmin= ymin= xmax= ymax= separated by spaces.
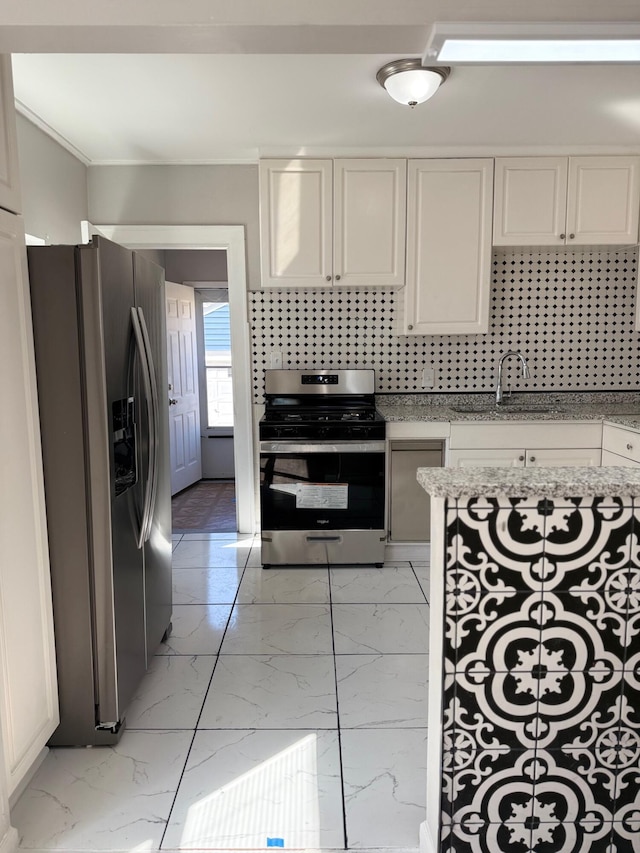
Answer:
xmin=79 ymin=238 xmax=147 ymax=728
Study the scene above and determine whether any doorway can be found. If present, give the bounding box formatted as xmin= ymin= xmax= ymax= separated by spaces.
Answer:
xmin=170 ymin=279 xmax=238 ymax=534
xmin=93 ymin=224 xmax=255 ymax=534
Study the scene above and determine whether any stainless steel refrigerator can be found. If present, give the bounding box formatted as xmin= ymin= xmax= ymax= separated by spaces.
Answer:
xmin=27 ymin=237 xmax=172 ymax=746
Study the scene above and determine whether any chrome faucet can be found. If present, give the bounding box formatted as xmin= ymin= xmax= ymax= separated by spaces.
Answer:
xmin=495 ymin=351 xmax=530 ymax=405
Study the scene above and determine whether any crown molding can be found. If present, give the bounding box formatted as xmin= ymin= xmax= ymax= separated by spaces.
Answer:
xmin=14 ymin=99 xmax=92 ymax=166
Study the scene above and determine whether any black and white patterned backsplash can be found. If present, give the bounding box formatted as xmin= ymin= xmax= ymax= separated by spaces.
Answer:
xmin=249 ymin=247 xmax=640 ymax=401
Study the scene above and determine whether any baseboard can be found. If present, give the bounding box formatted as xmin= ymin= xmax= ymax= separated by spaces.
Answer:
xmin=419 ymin=821 xmax=436 ymax=853
xmin=9 ymin=746 xmax=48 ymax=810
xmin=385 ymin=542 xmax=431 ymax=562
xmin=0 ymin=826 xmax=18 ymax=853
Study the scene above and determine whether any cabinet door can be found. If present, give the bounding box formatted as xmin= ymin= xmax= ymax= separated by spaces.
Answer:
xmin=405 ymin=159 xmax=493 ymax=335
xmin=448 ymin=449 xmax=525 ymax=467
xmin=602 ymin=423 xmax=640 ymax=463
xmin=601 ymin=449 xmax=640 ymax=468
xmin=259 ymin=159 xmax=332 ymax=288
xmin=0 ymin=56 xmax=21 ymax=215
xmin=526 ymin=447 xmax=601 ymax=467
xmin=0 ymin=208 xmax=59 ymax=794
xmin=567 ymin=156 xmax=640 ymax=245
xmin=333 ymin=159 xmax=406 ymax=287
xmin=493 ymin=157 xmax=567 ymax=246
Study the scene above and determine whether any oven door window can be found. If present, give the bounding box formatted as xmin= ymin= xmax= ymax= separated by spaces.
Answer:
xmin=260 ymin=451 xmax=385 ymax=530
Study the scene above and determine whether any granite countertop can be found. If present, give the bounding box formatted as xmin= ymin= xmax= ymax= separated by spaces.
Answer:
xmin=417 ymin=465 xmax=640 ymax=498
xmin=376 ymin=392 xmax=640 ymax=429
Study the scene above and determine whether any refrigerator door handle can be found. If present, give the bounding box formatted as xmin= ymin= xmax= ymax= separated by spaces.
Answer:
xmin=130 ymin=307 xmax=155 ymax=549
xmin=137 ymin=307 xmax=160 ymax=543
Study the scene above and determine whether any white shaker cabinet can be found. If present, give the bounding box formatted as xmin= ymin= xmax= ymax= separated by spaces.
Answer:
xmin=449 ymin=422 xmax=602 ymax=469
xmin=333 ymin=159 xmax=406 ymax=287
xmin=259 ymin=159 xmax=332 ymax=288
xmin=0 ymin=207 xmax=59 ymax=796
xmin=403 ymin=158 xmax=493 ymax=335
xmin=0 ymin=56 xmax=21 ymax=215
xmin=494 ymin=156 xmax=640 ymax=246
xmin=601 ymin=423 xmax=640 ymax=468
xmin=259 ymin=158 xmax=406 ymax=288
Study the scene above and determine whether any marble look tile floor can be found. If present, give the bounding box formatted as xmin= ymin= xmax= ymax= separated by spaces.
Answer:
xmin=12 ymin=533 xmax=429 ymax=852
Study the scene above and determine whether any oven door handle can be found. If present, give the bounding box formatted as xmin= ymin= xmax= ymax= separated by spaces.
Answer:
xmin=260 ymin=441 xmax=385 ymax=454
xmin=306 ymin=535 xmax=342 ymax=543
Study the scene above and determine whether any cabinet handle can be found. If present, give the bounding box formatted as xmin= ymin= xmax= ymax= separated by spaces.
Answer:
xmin=529 ymin=456 xmax=536 ymax=462
xmin=325 ymin=275 xmax=332 ymax=282
xmin=559 ymin=233 xmax=566 ymax=240
xmin=627 ymin=443 xmax=633 ymax=451
xmin=569 ymin=233 xmax=575 ymax=239
xmin=407 ymin=324 xmax=413 ymax=331
xmin=518 ymin=455 xmax=525 ymax=462
xmin=335 ymin=274 xmax=341 ymax=281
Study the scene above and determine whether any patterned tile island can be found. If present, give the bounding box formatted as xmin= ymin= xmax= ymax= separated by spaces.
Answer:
xmin=417 ymin=467 xmax=640 ymax=853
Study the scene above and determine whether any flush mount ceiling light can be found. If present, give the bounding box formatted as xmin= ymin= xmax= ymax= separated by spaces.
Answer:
xmin=376 ymin=59 xmax=450 ymax=107
xmin=423 ymin=22 xmax=640 ymax=64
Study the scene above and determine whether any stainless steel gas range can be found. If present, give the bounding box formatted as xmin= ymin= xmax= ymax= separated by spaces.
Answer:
xmin=259 ymin=369 xmax=386 ymax=568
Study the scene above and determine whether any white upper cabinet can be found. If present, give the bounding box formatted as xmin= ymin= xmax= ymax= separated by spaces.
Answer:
xmin=260 ymin=159 xmax=333 ymax=288
xmin=259 ymin=158 xmax=406 ymax=288
xmin=404 ymin=158 xmax=493 ymax=335
xmin=0 ymin=56 xmax=22 ymax=215
xmin=333 ymin=159 xmax=406 ymax=287
xmin=493 ymin=157 xmax=567 ymax=246
xmin=494 ymin=156 xmax=640 ymax=246
xmin=567 ymin=156 xmax=640 ymax=245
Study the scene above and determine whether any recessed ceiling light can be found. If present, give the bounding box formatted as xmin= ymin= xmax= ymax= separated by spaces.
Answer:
xmin=424 ymin=22 xmax=640 ymax=64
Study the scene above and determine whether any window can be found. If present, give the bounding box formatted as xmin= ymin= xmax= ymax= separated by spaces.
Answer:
xmin=202 ymin=299 xmax=233 ymax=428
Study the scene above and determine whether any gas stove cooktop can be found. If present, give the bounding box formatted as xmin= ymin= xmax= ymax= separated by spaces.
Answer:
xmin=260 ymin=369 xmax=386 ymax=441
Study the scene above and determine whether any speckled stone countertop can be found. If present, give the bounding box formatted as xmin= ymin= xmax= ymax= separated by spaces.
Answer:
xmin=376 ymin=391 xmax=640 ymax=429
xmin=417 ymin=466 xmax=640 ymax=498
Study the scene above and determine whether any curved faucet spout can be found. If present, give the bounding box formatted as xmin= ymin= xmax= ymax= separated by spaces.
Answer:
xmin=495 ymin=351 xmax=530 ymax=405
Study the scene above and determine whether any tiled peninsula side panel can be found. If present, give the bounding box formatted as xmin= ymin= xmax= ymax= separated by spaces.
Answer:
xmin=441 ymin=496 xmax=640 ymax=853
xmin=249 ymin=247 xmax=639 ymax=400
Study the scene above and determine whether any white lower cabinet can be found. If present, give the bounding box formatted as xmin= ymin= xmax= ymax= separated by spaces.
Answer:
xmin=525 ymin=448 xmax=601 ymax=467
xmin=602 ymin=423 xmax=640 ymax=467
xmin=449 ymin=448 xmax=525 ymax=467
xmin=449 ymin=422 xmax=602 ymax=469
xmin=449 ymin=447 xmax=601 ymax=468
xmin=602 ymin=449 xmax=640 ymax=468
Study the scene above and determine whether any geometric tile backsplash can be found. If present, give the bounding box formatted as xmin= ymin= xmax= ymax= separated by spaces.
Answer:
xmin=248 ymin=247 xmax=640 ymax=401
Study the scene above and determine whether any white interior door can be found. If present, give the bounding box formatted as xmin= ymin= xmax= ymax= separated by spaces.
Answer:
xmin=166 ymin=281 xmax=202 ymax=495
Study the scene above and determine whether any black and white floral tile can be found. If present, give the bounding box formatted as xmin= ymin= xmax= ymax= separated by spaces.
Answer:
xmin=442 ymin=496 xmax=640 ymax=853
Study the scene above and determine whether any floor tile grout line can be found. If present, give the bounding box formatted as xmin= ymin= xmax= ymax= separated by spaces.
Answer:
xmin=127 ymin=725 xmax=429 ymax=732
xmin=158 ymin=651 xmax=432 ymax=659
xmin=157 ymin=727 xmax=199 ymax=850
xmin=409 ymin=561 xmax=430 ymax=605
xmin=158 ymin=544 xmax=251 ymax=848
xmin=328 ymin=567 xmax=350 ymax=850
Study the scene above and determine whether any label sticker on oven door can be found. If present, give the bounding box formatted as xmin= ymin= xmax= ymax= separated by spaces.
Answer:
xmin=295 ymin=483 xmax=348 ymax=509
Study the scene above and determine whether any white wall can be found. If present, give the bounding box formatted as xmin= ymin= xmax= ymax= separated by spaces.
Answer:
xmin=16 ymin=114 xmax=88 ymax=244
xmin=88 ymin=165 xmax=259 ymax=288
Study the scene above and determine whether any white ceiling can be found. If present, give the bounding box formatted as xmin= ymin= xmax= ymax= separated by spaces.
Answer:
xmin=7 ymin=0 xmax=640 ymax=165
